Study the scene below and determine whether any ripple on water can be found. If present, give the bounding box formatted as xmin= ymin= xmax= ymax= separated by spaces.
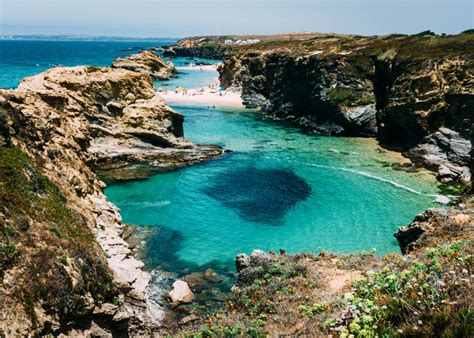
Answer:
xmin=203 ymin=167 xmax=312 ymax=224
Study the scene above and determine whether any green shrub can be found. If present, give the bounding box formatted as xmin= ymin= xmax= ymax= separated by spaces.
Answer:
xmin=327 ymin=240 xmax=473 ymax=336
xmin=329 ymin=88 xmax=356 ymax=104
xmin=0 ymin=242 xmax=20 ymax=277
xmin=413 ymin=30 xmax=436 ymax=37
xmin=299 ymin=302 xmax=328 ymax=318
xmin=59 ymin=253 xmax=68 ymax=265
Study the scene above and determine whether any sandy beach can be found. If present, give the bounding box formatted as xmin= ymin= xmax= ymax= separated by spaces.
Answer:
xmin=159 ymin=86 xmax=244 ymax=108
xmin=175 ymin=64 xmax=219 ymax=72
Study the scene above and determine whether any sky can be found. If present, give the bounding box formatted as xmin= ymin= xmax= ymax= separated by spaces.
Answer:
xmin=1 ymin=0 xmax=473 ymax=38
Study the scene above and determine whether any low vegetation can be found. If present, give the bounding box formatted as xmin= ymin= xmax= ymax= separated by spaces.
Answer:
xmin=0 ymin=145 xmax=116 ymax=333
xmin=327 ymin=240 xmax=472 ymax=336
xmin=171 ymin=240 xmax=473 ymax=336
xmin=329 ymin=88 xmax=375 ymax=107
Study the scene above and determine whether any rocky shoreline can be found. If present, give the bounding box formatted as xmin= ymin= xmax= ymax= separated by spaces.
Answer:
xmin=112 ymin=50 xmax=177 ymax=80
xmin=1 ymin=36 xmax=473 ymax=336
xmin=0 ymin=53 xmax=222 ymax=335
xmin=157 ymin=34 xmax=473 ymax=336
xmin=213 ymin=33 xmax=473 ymax=185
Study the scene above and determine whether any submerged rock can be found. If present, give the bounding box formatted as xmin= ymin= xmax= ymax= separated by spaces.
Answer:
xmin=204 ymin=167 xmax=311 ymax=223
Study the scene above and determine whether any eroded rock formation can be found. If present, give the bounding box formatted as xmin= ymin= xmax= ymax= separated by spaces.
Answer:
xmin=112 ymin=50 xmax=177 ymax=80
xmin=0 ymin=66 xmax=221 ymax=335
xmin=166 ymin=37 xmax=234 ymax=59
xmin=216 ymin=34 xmax=473 ymax=184
xmin=395 ymin=196 xmax=473 ymax=254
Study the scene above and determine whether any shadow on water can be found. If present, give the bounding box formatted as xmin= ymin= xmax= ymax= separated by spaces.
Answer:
xmin=138 ymin=225 xmax=236 ymax=316
xmin=203 ymin=167 xmax=312 ymax=224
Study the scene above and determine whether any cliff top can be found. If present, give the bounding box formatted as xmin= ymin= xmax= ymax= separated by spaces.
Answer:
xmin=175 ymin=31 xmax=474 ymax=59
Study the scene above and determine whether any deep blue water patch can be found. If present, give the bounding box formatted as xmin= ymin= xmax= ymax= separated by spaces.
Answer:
xmin=144 ymin=225 xmax=235 ymax=280
xmin=203 ymin=167 xmax=312 ymax=224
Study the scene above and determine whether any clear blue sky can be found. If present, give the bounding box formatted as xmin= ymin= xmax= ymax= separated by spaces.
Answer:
xmin=1 ymin=0 xmax=472 ymax=38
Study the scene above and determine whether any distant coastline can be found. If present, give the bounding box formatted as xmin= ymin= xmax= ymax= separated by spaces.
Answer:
xmin=0 ymin=34 xmax=179 ymax=42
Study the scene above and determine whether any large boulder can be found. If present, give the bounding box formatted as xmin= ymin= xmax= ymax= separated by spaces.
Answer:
xmin=405 ymin=128 xmax=472 ymax=184
xmin=169 ymin=280 xmax=194 ymax=304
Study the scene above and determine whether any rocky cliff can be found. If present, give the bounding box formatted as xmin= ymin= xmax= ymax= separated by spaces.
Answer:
xmin=217 ymin=34 xmax=474 ymax=184
xmin=165 ymin=36 xmax=235 ymax=59
xmin=0 ymin=66 xmax=221 ymax=335
xmin=112 ymin=50 xmax=177 ymax=80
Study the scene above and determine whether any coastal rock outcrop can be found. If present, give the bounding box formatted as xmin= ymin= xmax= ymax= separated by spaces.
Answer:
xmin=394 ymin=197 xmax=473 ymax=254
xmin=112 ymin=50 xmax=177 ymax=80
xmin=166 ymin=37 xmax=234 ymax=59
xmin=216 ymin=34 xmax=473 ymax=183
xmin=17 ymin=66 xmax=222 ymax=181
xmin=405 ymin=128 xmax=471 ymax=183
xmin=0 ymin=66 xmax=221 ymax=335
xmin=218 ymin=51 xmax=377 ymax=136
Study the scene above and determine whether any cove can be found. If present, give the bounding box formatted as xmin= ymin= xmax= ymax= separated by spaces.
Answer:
xmin=105 ymin=64 xmax=443 ymax=276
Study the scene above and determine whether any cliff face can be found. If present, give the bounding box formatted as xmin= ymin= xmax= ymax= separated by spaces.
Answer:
xmin=218 ymin=34 xmax=474 ymax=184
xmin=0 ymin=66 xmax=221 ymax=335
xmin=219 ymin=51 xmax=377 ymax=136
xmin=112 ymin=51 xmax=177 ymax=80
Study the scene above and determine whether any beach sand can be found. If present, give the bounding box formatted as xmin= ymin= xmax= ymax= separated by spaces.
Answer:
xmin=159 ymin=87 xmax=244 ymax=108
xmin=176 ymin=64 xmax=219 ymax=72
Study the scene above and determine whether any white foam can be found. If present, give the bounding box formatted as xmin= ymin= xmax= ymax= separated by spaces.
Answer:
xmin=120 ymin=200 xmax=171 ymax=208
xmin=309 ymin=163 xmax=424 ymax=195
xmin=434 ymin=195 xmax=451 ymax=205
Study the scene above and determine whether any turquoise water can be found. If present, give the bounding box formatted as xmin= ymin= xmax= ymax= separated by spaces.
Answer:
xmin=0 ymin=40 xmax=178 ymax=88
xmin=0 ymin=41 xmax=442 ymax=277
xmin=106 ymin=66 xmax=443 ymax=275
xmin=156 ymin=59 xmax=221 ymax=90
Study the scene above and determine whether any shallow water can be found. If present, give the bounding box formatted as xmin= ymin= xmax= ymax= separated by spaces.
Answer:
xmin=106 ymin=102 xmax=443 ymax=275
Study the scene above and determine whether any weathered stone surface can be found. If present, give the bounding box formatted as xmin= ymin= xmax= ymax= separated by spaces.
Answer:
xmin=167 ymin=37 xmax=234 ymax=59
xmin=394 ymin=200 xmax=474 ymax=254
xmin=405 ymin=128 xmax=471 ymax=184
xmin=236 ymin=250 xmax=273 ymax=285
xmin=179 ymin=314 xmax=199 ymax=325
xmin=112 ymin=51 xmax=176 ymax=80
xmin=15 ymin=66 xmax=222 ymax=181
xmin=235 ymin=253 xmax=251 ymax=272
xmin=169 ymin=280 xmax=194 ymax=304
xmin=217 ymin=36 xmax=473 ymax=184
xmin=218 ymin=51 xmax=377 ymax=136
xmin=0 ymin=65 xmax=220 ymax=335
